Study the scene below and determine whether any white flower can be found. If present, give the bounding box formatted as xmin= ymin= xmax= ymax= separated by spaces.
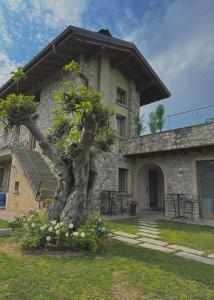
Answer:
xmin=73 ymin=232 xmax=79 ymax=237
xmin=31 ymin=223 xmax=35 ymax=228
xmin=56 ymin=230 xmax=60 ymax=235
xmin=51 ymin=220 xmax=57 ymax=225
xmin=65 ymin=232 xmax=69 ymax=238
xmin=69 ymin=223 xmax=74 ymax=229
xmin=60 ymin=222 xmax=64 ymax=226
xmin=40 ymin=225 xmax=44 ymax=230
xmin=101 ymin=227 xmax=106 ymax=232
xmin=98 ymin=218 xmax=101 ymax=222
xmin=80 ymin=232 xmax=85 ymax=238
xmin=48 ymin=226 xmax=53 ymax=232
xmin=46 ymin=236 xmax=51 ymax=242
xmin=55 ymin=223 xmax=60 ymax=229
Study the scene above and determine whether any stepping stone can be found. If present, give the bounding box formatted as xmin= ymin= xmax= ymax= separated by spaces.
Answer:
xmin=138 ymin=237 xmax=168 ymax=246
xmin=139 ymin=243 xmax=174 ymax=253
xmin=114 ymin=231 xmax=138 ymax=239
xmin=137 ymin=232 xmax=160 ymax=239
xmin=139 ymin=222 xmax=158 ymax=227
xmin=139 ymin=219 xmax=157 ymax=224
xmin=167 ymin=245 xmax=204 ymax=256
xmin=208 ymin=253 xmax=214 ymax=259
xmin=112 ymin=236 xmax=140 ymax=244
xmin=139 ymin=226 xmax=159 ymax=231
xmin=0 ymin=228 xmax=11 ymax=236
xmin=176 ymin=252 xmax=214 ymax=265
xmin=139 ymin=228 xmax=159 ymax=234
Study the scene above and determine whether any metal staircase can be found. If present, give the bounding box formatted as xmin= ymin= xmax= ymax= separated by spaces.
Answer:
xmin=10 ymin=142 xmax=57 ymax=205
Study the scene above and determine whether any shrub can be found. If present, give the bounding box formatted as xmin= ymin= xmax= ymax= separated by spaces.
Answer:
xmin=8 ymin=211 xmax=110 ymax=252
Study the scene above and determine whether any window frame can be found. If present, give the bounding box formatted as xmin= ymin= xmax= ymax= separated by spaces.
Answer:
xmin=14 ymin=181 xmax=20 ymax=194
xmin=118 ymin=168 xmax=128 ymax=192
xmin=116 ymin=87 xmax=127 ymax=106
xmin=116 ymin=114 xmax=126 ymax=138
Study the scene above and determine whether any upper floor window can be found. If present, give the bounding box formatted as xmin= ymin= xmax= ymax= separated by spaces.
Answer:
xmin=116 ymin=115 xmax=126 ymax=138
xmin=34 ymin=90 xmax=41 ymax=103
xmin=116 ymin=87 xmax=127 ymax=105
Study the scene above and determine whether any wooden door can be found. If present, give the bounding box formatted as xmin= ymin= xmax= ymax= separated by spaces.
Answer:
xmin=149 ymin=169 xmax=158 ymax=208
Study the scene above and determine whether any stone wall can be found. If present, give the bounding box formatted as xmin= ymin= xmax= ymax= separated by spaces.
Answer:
xmin=128 ymin=80 xmax=141 ymax=138
xmin=133 ymin=147 xmax=214 ymax=219
xmin=120 ymin=123 xmax=214 ymax=155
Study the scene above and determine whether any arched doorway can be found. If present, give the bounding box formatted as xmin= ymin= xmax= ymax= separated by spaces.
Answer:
xmin=137 ymin=162 xmax=165 ymax=212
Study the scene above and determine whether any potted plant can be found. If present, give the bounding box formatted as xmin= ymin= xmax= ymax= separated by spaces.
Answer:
xmin=130 ymin=200 xmax=138 ymax=215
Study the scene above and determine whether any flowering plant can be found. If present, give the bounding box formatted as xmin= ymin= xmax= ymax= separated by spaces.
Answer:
xmin=9 ymin=211 xmax=109 ymax=252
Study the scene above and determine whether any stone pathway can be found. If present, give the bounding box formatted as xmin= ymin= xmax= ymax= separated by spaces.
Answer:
xmin=111 ymin=217 xmax=214 ymax=265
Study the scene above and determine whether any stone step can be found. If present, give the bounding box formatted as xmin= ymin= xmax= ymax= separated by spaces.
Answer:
xmin=139 ymin=222 xmax=158 ymax=227
xmin=137 ymin=232 xmax=160 ymax=239
xmin=208 ymin=253 xmax=214 ymax=259
xmin=138 ymin=237 xmax=168 ymax=247
xmin=176 ymin=252 xmax=214 ymax=265
xmin=139 ymin=227 xmax=159 ymax=232
xmin=0 ymin=228 xmax=11 ymax=236
xmin=114 ymin=231 xmax=138 ymax=239
xmin=112 ymin=236 xmax=140 ymax=244
xmin=167 ymin=244 xmax=204 ymax=256
xmin=139 ymin=229 xmax=160 ymax=235
xmin=139 ymin=243 xmax=174 ymax=253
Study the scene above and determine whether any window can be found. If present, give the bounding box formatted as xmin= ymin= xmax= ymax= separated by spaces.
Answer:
xmin=14 ymin=181 xmax=20 ymax=193
xmin=34 ymin=91 xmax=41 ymax=103
xmin=116 ymin=87 xmax=127 ymax=105
xmin=118 ymin=168 xmax=128 ymax=192
xmin=116 ymin=115 xmax=126 ymax=138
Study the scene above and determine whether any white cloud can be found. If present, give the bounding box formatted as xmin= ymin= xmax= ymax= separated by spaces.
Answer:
xmin=118 ymin=0 xmax=214 ymax=119
xmin=5 ymin=0 xmax=26 ymax=12
xmin=26 ymin=0 xmax=88 ymax=29
xmin=0 ymin=11 xmax=13 ymax=45
xmin=0 ymin=52 xmax=17 ymax=86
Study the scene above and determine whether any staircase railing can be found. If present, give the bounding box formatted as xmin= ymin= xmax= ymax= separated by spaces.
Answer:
xmin=9 ymin=142 xmax=41 ymax=200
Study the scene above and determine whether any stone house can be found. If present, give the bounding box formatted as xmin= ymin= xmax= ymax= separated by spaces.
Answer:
xmin=0 ymin=26 xmax=213 ymax=220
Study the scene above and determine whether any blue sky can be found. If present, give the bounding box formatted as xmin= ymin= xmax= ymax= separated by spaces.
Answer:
xmin=0 ymin=0 xmax=214 ymax=131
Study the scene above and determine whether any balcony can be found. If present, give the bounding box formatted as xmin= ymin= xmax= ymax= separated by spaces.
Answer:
xmin=120 ymin=122 xmax=214 ymax=156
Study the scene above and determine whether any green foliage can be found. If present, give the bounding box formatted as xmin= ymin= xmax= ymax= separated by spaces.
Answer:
xmin=63 ymin=60 xmax=82 ymax=73
xmin=0 ymin=93 xmax=36 ymax=128
xmin=9 ymin=211 xmax=109 ymax=252
xmin=134 ymin=111 xmax=146 ymax=136
xmin=10 ymin=67 xmax=27 ymax=83
xmin=46 ymin=61 xmax=116 ymax=154
xmin=148 ymin=104 xmax=165 ymax=134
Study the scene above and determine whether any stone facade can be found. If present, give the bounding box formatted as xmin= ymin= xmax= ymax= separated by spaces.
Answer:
xmin=120 ymin=124 xmax=214 ymax=220
xmin=120 ymin=123 xmax=214 ymax=155
xmin=0 ymin=54 xmax=140 ymax=215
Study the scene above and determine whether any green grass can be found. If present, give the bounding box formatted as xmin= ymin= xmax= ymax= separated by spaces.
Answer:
xmin=107 ymin=217 xmax=139 ymax=234
xmin=0 ymin=237 xmax=213 ymax=299
xmin=0 ymin=218 xmax=8 ymax=229
xmin=107 ymin=217 xmax=214 ymax=254
xmin=158 ymin=220 xmax=214 ymax=254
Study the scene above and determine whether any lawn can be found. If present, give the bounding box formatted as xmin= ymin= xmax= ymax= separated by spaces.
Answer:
xmin=0 ymin=218 xmax=8 ymax=229
xmin=0 ymin=237 xmax=213 ymax=299
xmin=107 ymin=217 xmax=214 ymax=254
xmin=158 ymin=220 xmax=214 ymax=254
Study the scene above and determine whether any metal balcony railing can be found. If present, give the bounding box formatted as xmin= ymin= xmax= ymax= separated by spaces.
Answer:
xmin=166 ymin=104 xmax=214 ymax=131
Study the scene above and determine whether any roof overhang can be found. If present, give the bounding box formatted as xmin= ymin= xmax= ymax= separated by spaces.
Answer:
xmin=0 ymin=26 xmax=171 ymax=106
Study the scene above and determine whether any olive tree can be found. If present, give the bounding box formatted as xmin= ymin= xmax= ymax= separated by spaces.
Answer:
xmin=0 ymin=61 xmax=116 ymax=226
